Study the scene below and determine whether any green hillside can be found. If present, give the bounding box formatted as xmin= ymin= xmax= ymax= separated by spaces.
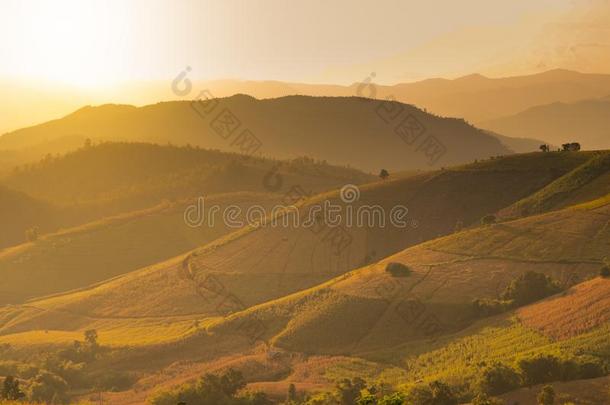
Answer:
xmin=0 ymin=153 xmax=608 ymax=404
xmin=502 ymin=150 xmax=610 ymax=217
xmin=0 ymin=193 xmax=282 ymax=304
xmin=210 ymin=196 xmax=609 ymax=356
xmin=3 ymin=141 xmax=370 ymax=208
xmin=0 ymin=142 xmax=372 ymax=250
xmin=0 ymin=152 xmax=590 ymax=323
xmin=0 ymin=186 xmax=59 ymax=249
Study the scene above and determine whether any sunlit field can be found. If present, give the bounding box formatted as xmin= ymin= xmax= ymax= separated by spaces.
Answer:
xmin=1 ymin=1 xmax=609 ymax=404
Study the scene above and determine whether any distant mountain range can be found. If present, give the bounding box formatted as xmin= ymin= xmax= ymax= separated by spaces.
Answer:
xmin=3 ymin=69 xmax=610 ymax=146
xmin=480 ymin=96 xmax=610 ymax=150
xmin=0 ymin=95 xmax=514 ymax=172
xmin=196 ymin=69 xmax=610 ymax=125
xmin=485 ymin=131 xmax=551 ymax=153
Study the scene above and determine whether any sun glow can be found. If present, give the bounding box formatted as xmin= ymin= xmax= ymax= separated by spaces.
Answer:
xmin=1 ymin=0 xmax=134 ymax=88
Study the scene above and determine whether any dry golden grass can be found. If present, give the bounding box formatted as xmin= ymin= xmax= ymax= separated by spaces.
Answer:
xmin=499 ymin=375 xmax=610 ymax=405
xmin=208 ymin=195 xmax=610 ymax=360
xmin=502 ymin=150 xmax=610 ymax=217
xmin=1 ymin=154 xmax=609 ymax=404
xmin=518 ymin=277 xmax=610 ymax=339
xmin=1 ymin=152 xmax=595 ymax=329
xmin=4 ymin=188 xmax=606 ymax=357
xmin=0 ymin=192 xmax=282 ymax=304
xmin=0 ymin=316 xmax=214 ymax=348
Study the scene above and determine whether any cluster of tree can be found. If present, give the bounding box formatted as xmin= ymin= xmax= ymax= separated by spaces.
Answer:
xmin=401 ymin=381 xmax=459 ymax=405
xmin=1 ymin=368 xmax=70 ymax=404
xmin=539 ymin=143 xmax=581 ymax=152
xmin=281 ymin=377 xmax=395 ymax=405
xmin=539 ymin=144 xmax=550 ymax=153
xmin=6 ymin=142 xmax=245 ymax=207
xmin=288 ymin=156 xmax=332 ymax=168
xmin=561 ymin=143 xmax=581 ymax=152
xmin=476 ymin=355 xmax=605 ymax=398
xmin=281 ymin=378 xmax=481 ymax=405
xmin=501 ymin=271 xmax=561 ymax=306
xmin=145 ymin=348 xmax=609 ymax=405
xmin=518 ymin=355 xmax=605 ymax=385
xmin=5 ymin=141 xmax=369 ymax=219
xmin=1 ymin=375 xmax=25 ymax=401
xmin=0 ymin=330 xmax=132 ymax=404
xmin=281 ymin=353 xmax=605 ymax=405
xmin=385 ymin=262 xmax=412 ymax=277
xmin=27 ymin=371 xmax=70 ymax=404
xmin=1 ymin=141 xmax=372 ymax=251
xmin=149 ymin=369 xmax=272 ymax=405
xmin=472 ymin=271 xmax=562 ymax=317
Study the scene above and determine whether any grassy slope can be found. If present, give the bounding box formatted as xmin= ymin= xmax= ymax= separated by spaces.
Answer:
xmin=117 ymin=197 xmax=610 ymax=402
xmin=0 ymin=154 xmax=608 ymax=403
xmin=382 ymin=316 xmax=610 ymax=389
xmin=502 ymin=150 xmax=610 ymax=217
xmin=0 ymin=192 xmax=282 ymax=304
xmin=105 ymin=189 xmax=610 ymax=404
xmin=368 ymin=279 xmax=610 ymax=385
xmin=2 ymin=142 xmax=371 ymax=208
xmin=207 ymin=193 xmax=609 ymax=359
xmin=0 ymin=185 xmax=59 ymax=249
xmin=0 ymin=153 xmax=590 ymax=332
xmin=517 ymin=277 xmax=610 ymax=340
xmin=0 ymin=142 xmax=373 ymax=251
xmin=499 ymin=375 xmax=610 ymax=405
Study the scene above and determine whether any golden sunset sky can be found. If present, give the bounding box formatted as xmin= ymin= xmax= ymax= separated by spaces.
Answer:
xmin=1 ymin=0 xmax=609 ymax=132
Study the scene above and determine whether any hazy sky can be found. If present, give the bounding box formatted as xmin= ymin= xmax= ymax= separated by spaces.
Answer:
xmin=2 ymin=0 xmax=608 ymax=88
xmin=1 ymin=0 xmax=610 ymax=135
